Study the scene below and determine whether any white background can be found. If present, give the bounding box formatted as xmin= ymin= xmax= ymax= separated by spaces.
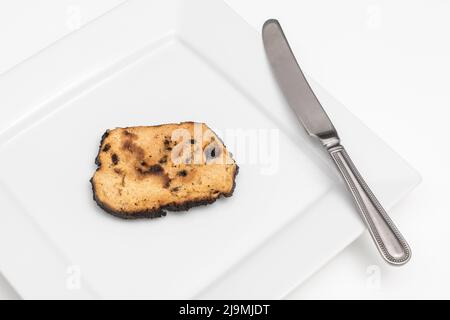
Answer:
xmin=0 ymin=0 xmax=449 ymax=299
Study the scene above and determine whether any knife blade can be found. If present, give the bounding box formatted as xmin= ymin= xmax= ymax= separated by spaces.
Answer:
xmin=262 ymin=19 xmax=411 ymax=265
xmin=262 ymin=19 xmax=338 ymax=148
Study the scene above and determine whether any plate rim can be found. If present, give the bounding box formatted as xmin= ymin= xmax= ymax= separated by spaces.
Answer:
xmin=0 ymin=0 xmax=421 ymax=299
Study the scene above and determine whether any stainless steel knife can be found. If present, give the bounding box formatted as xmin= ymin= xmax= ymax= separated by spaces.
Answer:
xmin=262 ymin=19 xmax=411 ymax=265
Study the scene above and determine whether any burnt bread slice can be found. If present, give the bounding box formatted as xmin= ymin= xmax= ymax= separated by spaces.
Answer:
xmin=90 ymin=122 xmax=238 ymax=219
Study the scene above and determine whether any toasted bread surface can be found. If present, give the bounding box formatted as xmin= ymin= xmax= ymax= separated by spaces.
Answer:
xmin=91 ymin=122 xmax=238 ymax=218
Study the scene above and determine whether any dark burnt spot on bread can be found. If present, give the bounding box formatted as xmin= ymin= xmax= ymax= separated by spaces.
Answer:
xmin=204 ymin=143 xmax=221 ymax=161
xmin=170 ymin=186 xmax=180 ymax=193
xmin=163 ymin=138 xmax=170 ymax=147
xmin=135 ymin=163 xmax=171 ymax=188
xmin=111 ymin=153 xmax=119 ymax=165
xmin=122 ymin=140 xmax=132 ymax=151
xmin=190 ymin=139 xmax=196 ymax=144
xmin=136 ymin=163 xmax=164 ymax=175
xmin=163 ymin=138 xmax=173 ymax=151
xmin=177 ymin=169 xmax=188 ymax=177
xmin=114 ymin=168 xmax=122 ymax=174
xmin=123 ymin=130 xmax=138 ymax=139
xmin=102 ymin=143 xmax=111 ymax=152
xmin=122 ymin=139 xmax=145 ymax=160
xmin=158 ymin=155 xmax=168 ymax=164
xmin=162 ymin=176 xmax=171 ymax=188
xmin=148 ymin=164 xmax=164 ymax=174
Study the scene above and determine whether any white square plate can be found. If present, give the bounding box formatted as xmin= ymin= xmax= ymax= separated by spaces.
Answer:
xmin=0 ymin=0 xmax=420 ymax=299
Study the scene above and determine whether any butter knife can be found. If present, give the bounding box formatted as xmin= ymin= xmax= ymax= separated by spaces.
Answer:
xmin=262 ymin=19 xmax=411 ymax=265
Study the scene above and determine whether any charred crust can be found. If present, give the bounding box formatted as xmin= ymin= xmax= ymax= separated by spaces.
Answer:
xmin=161 ymin=198 xmax=218 ymax=213
xmin=227 ymin=164 xmax=239 ymax=197
xmin=95 ymin=129 xmax=110 ymax=166
xmin=102 ymin=143 xmax=111 ymax=152
xmin=100 ymin=129 xmax=110 ymax=142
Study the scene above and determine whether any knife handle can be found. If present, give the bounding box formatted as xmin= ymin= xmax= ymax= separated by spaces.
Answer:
xmin=328 ymin=144 xmax=411 ymax=265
